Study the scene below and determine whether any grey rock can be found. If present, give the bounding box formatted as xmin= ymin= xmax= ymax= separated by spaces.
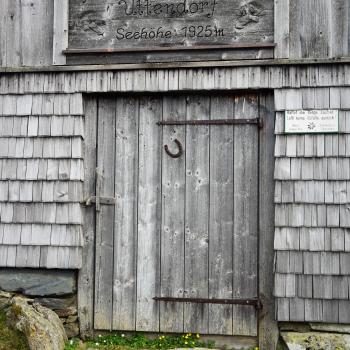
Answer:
xmin=55 ymin=306 xmax=77 ymax=317
xmin=34 ymin=295 xmax=77 ymax=310
xmin=0 ymin=268 xmax=76 ymax=296
xmin=310 ymin=323 xmax=350 ymax=334
xmin=0 ymin=290 xmax=12 ymax=310
xmin=60 ymin=317 xmax=68 ymax=324
xmin=279 ymin=322 xmax=311 ymax=333
xmin=66 ymin=315 xmax=78 ymax=323
xmin=64 ymin=322 xmax=80 ymax=338
xmin=0 ymin=290 xmax=12 ymax=298
xmin=7 ymin=296 xmax=67 ymax=350
xmin=281 ymin=332 xmax=350 ymax=350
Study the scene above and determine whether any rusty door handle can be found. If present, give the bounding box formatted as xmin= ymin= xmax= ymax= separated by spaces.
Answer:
xmin=164 ymin=139 xmax=183 ymax=158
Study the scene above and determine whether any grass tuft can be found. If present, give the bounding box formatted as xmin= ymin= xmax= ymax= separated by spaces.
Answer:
xmin=65 ymin=333 xmax=215 ymax=350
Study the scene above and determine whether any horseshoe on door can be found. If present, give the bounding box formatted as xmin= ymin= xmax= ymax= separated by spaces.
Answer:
xmin=164 ymin=139 xmax=183 ymax=158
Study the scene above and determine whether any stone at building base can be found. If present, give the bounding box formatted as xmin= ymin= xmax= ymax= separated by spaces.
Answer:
xmin=281 ymin=332 xmax=350 ymax=350
xmin=6 ymin=296 xmax=68 ymax=350
xmin=0 ymin=268 xmax=76 ymax=296
xmin=0 ymin=290 xmax=12 ymax=309
xmin=35 ymin=295 xmax=77 ymax=310
xmin=1 ymin=291 xmax=80 ymax=341
xmin=0 ymin=268 xmax=80 ymax=339
xmin=309 ymin=323 xmax=350 ymax=334
xmin=64 ymin=322 xmax=80 ymax=338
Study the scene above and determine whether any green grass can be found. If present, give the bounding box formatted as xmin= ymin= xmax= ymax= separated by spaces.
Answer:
xmin=65 ymin=333 xmax=216 ymax=350
xmin=0 ymin=309 xmax=29 ymax=350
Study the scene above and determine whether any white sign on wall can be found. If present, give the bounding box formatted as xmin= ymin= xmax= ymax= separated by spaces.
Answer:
xmin=285 ymin=110 xmax=339 ymax=133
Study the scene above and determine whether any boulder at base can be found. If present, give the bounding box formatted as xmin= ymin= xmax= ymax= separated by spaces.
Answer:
xmin=281 ymin=332 xmax=350 ymax=350
xmin=7 ymin=296 xmax=67 ymax=350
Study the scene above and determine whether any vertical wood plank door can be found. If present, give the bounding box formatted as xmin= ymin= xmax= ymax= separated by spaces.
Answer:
xmin=93 ymin=94 xmax=259 ymax=336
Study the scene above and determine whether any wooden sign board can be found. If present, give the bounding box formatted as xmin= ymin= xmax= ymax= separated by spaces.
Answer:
xmin=68 ymin=0 xmax=274 ymax=52
xmin=285 ymin=110 xmax=339 ymax=134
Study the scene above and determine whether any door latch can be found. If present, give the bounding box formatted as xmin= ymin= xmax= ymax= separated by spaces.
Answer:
xmin=81 ymin=168 xmax=115 ymax=211
xmin=81 ymin=196 xmax=116 ymax=206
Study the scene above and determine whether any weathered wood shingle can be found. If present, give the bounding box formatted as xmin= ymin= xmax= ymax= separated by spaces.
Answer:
xmin=274 ymin=85 xmax=350 ymax=321
xmin=0 ymin=93 xmax=84 ymax=269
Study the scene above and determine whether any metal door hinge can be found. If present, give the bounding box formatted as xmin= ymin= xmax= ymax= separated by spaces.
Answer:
xmin=153 ymin=296 xmax=262 ymax=310
xmin=157 ymin=118 xmax=263 ymax=128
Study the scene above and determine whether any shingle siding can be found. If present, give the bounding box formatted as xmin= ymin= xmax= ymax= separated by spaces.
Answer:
xmin=0 ymin=93 xmax=84 ymax=268
xmin=0 ymin=67 xmax=350 ymax=323
xmin=274 ymin=86 xmax=350 ymax=322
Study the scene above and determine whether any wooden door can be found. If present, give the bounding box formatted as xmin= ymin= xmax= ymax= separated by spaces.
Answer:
xmin=92 ymin=94 xmax=259 ymax=336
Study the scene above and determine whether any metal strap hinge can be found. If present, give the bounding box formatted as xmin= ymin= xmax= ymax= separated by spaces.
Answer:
xmin=153 ymin=297 xmax=262 ymax=310
xmin=157 ymin=118 xmax=263 ymax=128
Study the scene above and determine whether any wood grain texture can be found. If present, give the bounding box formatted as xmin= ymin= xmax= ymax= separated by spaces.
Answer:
xmin=274 ymin=0 xmax=290 ymax=58
xmin=65 ymin=48 xmax=274 ymax=65
xmin=1 ymin=67 xmax=350 ymax=95
xmin=274 ymin=81 xmax=350 ymax=322
xmin=1 ymin=66 xmax=350 ymax=335
xmin=287 ymin=0 xmax=350 ymax=59
xmin=87 ymin=93 xmax=263 ymax=335
xmin=1 ymin=0 xmax=350 ymax=67
xmin=53 ymin=0 xmax=68 ymax=65
xmin=0 ymin=1 xmax=22 ymax=67
xmin=68 ymin=0 xmax=274 ymax=52
xmin=136 ymin=96 xmax=162 ymax=331
xmin=113 ymin=97 xmax=139 ymax=330
xmin=160 ymin=96 xmax=186 ymax=333
xmin=78 ymin=96 xmax=97 ymax=337
xmin=21 ymin=0 xmax=54 ymax=66
xmin=258 ymin=92 xmax=278 ymax=349
xmin=232 ymin=95 xmax=258 ymax=336
xmin=94 ymin=98 xmax=116 ymax=330
xmin=184 ymin=95 xmax=210 ymax=334
xmin=208 ymin=96 xmax=234 ymax=335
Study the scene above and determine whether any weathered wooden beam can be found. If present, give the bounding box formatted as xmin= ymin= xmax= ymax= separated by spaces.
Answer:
xmin=77 ymin=97 xmax=97 ymax=338
xmin=63 ymin=43 xmax=276 ymax=54
xmin=258 ymin=93 xmax=279 ymax=349
xmin=53 ymin=0 xmax=68 ymax=65
xmin=0 ymin=57 xmax=350 ymax=73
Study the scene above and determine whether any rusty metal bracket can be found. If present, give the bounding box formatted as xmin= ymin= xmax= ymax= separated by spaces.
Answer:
xmin=157 ymin=118 xmax=262 ymax=127
xmin=81 ymin=168 xmax=116 ymax=209
xmin=81 ymin=196 xmax=116 ymax=206
xmin=164 ymin=139 xmax=183 ymax=158
xmin=153 ymin=296 xmax=262 ymax=310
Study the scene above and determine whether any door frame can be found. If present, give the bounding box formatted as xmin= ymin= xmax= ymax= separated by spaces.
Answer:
xmin=78 ymin=90 xmax=277 ymax=348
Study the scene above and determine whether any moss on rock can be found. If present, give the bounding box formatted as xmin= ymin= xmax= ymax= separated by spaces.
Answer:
xmin=7 ymin=296 xmax=68 ymax=350
xmin=0 ymin=309 xmax=29 ymax=350
xmin=282 ymin=331 xmax=350 ymax=350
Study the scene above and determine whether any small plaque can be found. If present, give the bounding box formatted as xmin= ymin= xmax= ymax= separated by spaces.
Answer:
xmin=285 ymin=110 xmax=339 ymax=134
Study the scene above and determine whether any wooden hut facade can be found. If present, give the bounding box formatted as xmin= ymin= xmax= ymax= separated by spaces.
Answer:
xmin=0 ymin=0 xmax=350 ymax=348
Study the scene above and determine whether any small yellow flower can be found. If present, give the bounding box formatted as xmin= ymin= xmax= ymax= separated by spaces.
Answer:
xmin=196 ymin=334 xmax=200 ymax=338
xmin=255 ymin=347 xmax=259 ymax=350
xmin=185 ymin=341 xmax=188 ymax=345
